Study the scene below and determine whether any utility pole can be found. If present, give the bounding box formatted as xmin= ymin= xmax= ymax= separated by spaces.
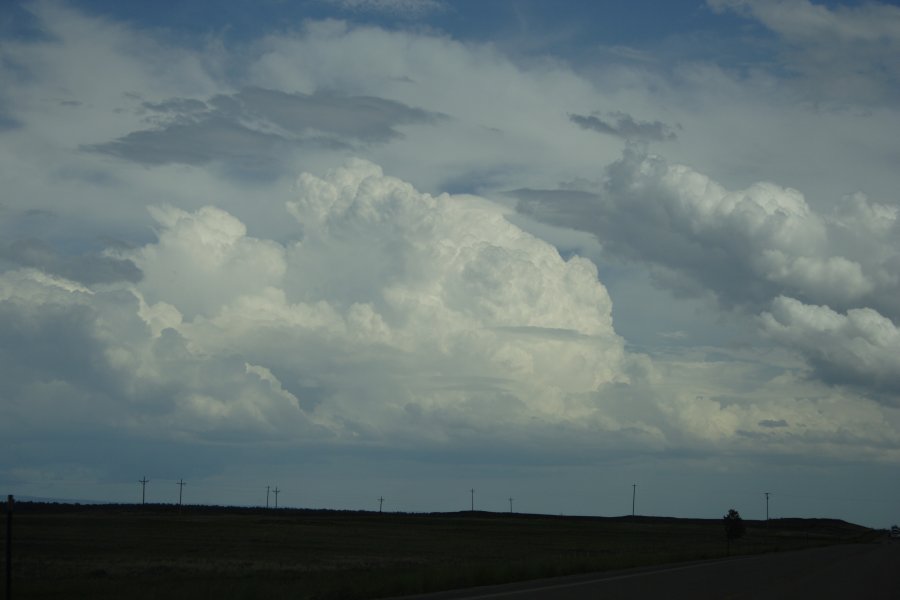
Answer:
xmin=139 ymin=477 xmax=149 ymax=505
xmin=273 ymin=487 xmax=280 ymax=509
xmin=378 ymin=497 xmax=384 ymax=513
xmin=509 ymin=497 xmax=513 ymax=514
xmin=266 ymin=485 xmax=270 ymax=509
xmin=177 ymin=479 xmax=186 ymax=506
xmin=6 ymin=495 xmax=12 ymax=600
xmin=632 ymin=484 xmax=636 ymax=517
xmin=470 ymin=488 xmax=475 ymax=512
xmin=765 ymin=492 xmax=770 ymax=522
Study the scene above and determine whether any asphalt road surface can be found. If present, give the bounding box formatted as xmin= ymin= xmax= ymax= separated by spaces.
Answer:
xmin=392 ymin=542 xmax=900 ymax=600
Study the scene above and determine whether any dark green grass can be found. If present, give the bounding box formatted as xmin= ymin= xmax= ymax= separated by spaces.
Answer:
xmin=2 ymin=503 xmax=875 ymax=599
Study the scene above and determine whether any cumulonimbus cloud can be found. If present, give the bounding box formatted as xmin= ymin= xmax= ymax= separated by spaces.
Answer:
xmin=1 ymin=160 xmax=632 ymax=450
xmin=1 ymin=160 xmax=897 ymax=469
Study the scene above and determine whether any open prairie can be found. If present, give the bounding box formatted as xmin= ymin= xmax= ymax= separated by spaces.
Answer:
xmin=2 ymin=503 xmax=876 ymax=599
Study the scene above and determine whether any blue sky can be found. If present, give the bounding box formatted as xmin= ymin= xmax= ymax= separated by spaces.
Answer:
xmin=2 ymin=0 xmax=900 ymax=527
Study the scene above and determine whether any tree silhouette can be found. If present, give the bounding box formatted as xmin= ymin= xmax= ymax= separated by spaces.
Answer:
xmin=723 ymin=508 xmax=745 ymax=555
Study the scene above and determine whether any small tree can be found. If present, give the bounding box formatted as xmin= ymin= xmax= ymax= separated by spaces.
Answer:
xmin=723 ymin=508 xmax=745 ymax=555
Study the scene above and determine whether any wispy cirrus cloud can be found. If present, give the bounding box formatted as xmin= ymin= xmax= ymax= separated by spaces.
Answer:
xmin=708 ymin=0 xmax=900 ymax=105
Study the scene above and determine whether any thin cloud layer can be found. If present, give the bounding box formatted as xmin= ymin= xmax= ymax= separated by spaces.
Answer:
xmin=88 ymin=87 xmax=440 ymax=172
xmin=0 ymin=239 xmax=141 ymax=285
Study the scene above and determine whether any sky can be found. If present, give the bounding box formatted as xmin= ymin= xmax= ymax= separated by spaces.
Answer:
xmin=1 ymin=0 xmax=899 ymax=528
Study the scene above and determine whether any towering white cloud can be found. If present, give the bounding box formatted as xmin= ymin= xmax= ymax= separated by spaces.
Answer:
xmin=133 ymin=205 xmax=287 ymax=320
xmin=174 ymin=160 xmax=629 ymax=440
xmin=0 ymin=161 xmax=633 ymax=452
xmin=516 ymin=149 xmax=898 ymax=312
xmin=2 ymin=159 xmax=894 ymax=467
xmin=515 ymin=147 xmax=900 ymax=402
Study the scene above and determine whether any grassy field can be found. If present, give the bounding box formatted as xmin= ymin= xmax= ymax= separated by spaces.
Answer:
xmin=2 ymin=502 xmax=876 ymax=599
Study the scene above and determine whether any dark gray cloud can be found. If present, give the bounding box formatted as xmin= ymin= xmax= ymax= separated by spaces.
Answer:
xmin=758 ymin=419 xmax=788 ymax=428
xmin=0 ymin=94 xmax=21 ymax=132
xmin=569 ymin=111 xmax=677 ymax=142
xmin=142 ymin=97 xmax=207 ymax=115
xmin=761 ymin=297 xmax=900 ymax=398
xmin=513 ymin=183 xmax=771 ymax=309
xmin=0 ymin=239 xmax=142 ymax=285
xmin=89 ymin=115 xmax=297 ymax=172
xmin=87 ymin=87 xmax=441 ymax=172
xmin=0 ymin=112 xmax=21 ymax=132
xmin=230 ymin=87 xmax=439 ymax=142
xmin=0 ymin=297 xmax=110 ymax=401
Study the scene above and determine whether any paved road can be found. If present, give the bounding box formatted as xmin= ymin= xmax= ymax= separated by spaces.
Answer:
xmin=391 ymin=542 xmax=900 ymax=600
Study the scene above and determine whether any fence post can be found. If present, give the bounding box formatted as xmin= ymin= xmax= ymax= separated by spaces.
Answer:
xmin=5 ymin=494 xmax=12 ymax=600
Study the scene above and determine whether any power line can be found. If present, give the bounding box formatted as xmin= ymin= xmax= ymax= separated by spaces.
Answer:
xmin=632 ymin=483 xmax=636 ymax=517
xmin=266 ymin=485 xmax=270 ymax=509
xmin=177 ymin=479 xmax=186 ymax=506
xmin=509 ymin=497 xmax=513 ymax=514
xmin=273 ymin=487 xmax=280 ymax=509
xmin=378 ymin=496 xmax=384 ymax=513
xmin=470 ymin=488 xmax=474 ymax=512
